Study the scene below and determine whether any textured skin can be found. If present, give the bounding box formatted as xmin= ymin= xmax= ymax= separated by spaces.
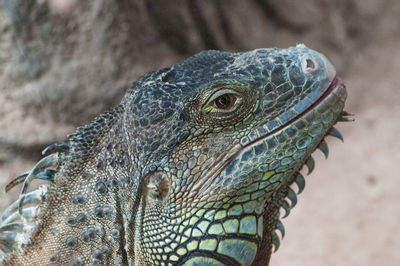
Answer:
xmin=0 ymin=44 xmax=347 ymax=265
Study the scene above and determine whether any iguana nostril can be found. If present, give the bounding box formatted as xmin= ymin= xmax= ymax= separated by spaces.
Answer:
xmin=302 ymin=57 xmax=319 ymax=74
xmin=306 ymin=59 xmax=315 ymax=69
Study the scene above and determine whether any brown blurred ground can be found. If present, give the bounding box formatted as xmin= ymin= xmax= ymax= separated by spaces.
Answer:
xmin=0 ymin=1 xmax=399 ymax=265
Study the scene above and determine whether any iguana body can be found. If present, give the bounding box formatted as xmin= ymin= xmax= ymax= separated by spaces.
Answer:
xmin=0 ymin=44 xmax=349 ymax=265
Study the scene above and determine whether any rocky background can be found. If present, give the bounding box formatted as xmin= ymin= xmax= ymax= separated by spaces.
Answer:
xmin=0 ymin=0 xmax=399 ymax=265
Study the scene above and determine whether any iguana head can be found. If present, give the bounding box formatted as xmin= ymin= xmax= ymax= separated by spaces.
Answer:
xmin=1 ymin=44 xmax=348 ymax=265
xmin=120 ymin=44 xmax=347 ymax=265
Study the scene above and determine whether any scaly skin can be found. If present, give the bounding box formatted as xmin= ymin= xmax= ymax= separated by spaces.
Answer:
xmin=0 ymin=44 xmax=348 ymax=265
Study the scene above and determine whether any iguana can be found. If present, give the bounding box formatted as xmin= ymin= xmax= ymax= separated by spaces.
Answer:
xmin=0 ymin=44 xmax=351 ymax=265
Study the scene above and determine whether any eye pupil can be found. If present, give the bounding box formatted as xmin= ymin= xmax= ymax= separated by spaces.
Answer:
xmin=215 ymin=94 xmax=235 ymax=109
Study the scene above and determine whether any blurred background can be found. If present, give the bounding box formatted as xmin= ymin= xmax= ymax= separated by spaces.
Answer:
xmin=0 ymin=0 xmax=399 ymax=265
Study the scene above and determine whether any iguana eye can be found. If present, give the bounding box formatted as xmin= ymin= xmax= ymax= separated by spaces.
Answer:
xmin=204 ymin=89 xmax=241 ymax=113
xmin=214 ymin=94 xmax=237 ymax=109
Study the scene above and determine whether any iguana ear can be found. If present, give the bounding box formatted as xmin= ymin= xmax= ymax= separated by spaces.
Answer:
xmin=146 ymin=171 xmax=171 ymax=204
xmin=0 ymin=104 xmax=133 ymax=265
